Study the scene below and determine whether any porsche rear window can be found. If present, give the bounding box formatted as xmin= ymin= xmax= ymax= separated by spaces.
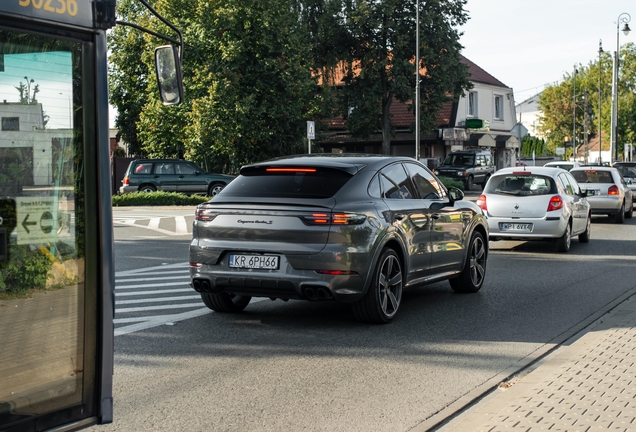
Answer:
xmin=484 ymin=174 xmax=557 ymax=195
xmin=220 ymin=168 xmax=352 ymax=198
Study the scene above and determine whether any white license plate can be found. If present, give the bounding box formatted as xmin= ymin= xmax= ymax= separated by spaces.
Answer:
xmin=499 ymin=223 xmax=532 ymax=232
xmin=586 ymin=189 xmax=599 ymax=196
xmin=229 ymin=254 xmax=279 ymax=269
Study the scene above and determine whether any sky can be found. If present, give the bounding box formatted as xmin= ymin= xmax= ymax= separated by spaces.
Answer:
xmin=0 ymin=51 xmax=73 ymax=130
xmin=459 ymin=0 xmax=634 ymax=104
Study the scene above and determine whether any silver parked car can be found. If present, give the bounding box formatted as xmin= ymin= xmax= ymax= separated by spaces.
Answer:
xmin=189 ymin=155 xmax=489 ymax=324
xmin=613 ymin=163 xmax=636 ymax=202
xmin=476 ymin=166 xmax=591 ymax=252
xmin=570 ymin=166 xmax=634 ymax=223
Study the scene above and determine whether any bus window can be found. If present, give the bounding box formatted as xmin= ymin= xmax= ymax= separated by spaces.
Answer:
xmin=0 ymin=32 xmax=94 ymax=429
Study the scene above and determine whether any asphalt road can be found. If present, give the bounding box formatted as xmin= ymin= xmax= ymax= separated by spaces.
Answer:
xmin=97 ymin=206 xmax=636 ymax=432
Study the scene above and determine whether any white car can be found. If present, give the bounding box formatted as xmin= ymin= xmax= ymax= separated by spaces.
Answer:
xmin=570 ymin=166 xmax=634 ymax=223
xmin=542 ymin=161 xmax=583 ymax=171
xmin=476 ymin=166 xmax=591 ymax=252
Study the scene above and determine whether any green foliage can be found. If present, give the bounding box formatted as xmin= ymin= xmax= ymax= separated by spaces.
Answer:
xmin=309 ymin=0 xmax=470 ymax=154
xmin=0 ymin=245 xmax=53 ymax=296
xmin=538 ymin=43 xmax=636 ymax=160
xmin=109 ymin=0 xmax=471 ymax=168
xmin=520 ymin=135 xmax=549 ymax=157
xmin=438 ymin=176 xmax=465 ymax=192
xmin=112 ymin=191 xmax=210 ymax=207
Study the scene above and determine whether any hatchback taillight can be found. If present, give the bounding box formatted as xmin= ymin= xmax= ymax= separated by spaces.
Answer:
xmin=547 ymin=195 xmax=564 ymax=211
xmin=122 ymin=176 xmax=129 ymax=186
xmin=608 ymin=185 xmax=620 ymax=195
xmin=301 ymin=212 xmax=366 ymax=225
xmin=475 ymin=194 xmax=487 ymax=211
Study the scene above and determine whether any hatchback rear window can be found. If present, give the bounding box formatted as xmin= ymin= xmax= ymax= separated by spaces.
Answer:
xmin=484 ymin=174 xmax=557 ymax=196
xmin=220 ymin=167 xmax=352 ymax=198
xmin=572 ymin=170 xmax=613 ymax=184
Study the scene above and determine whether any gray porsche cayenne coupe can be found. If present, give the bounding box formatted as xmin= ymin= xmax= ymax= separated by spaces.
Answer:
xmin=189 ymin=154 xmax=489 ymax=323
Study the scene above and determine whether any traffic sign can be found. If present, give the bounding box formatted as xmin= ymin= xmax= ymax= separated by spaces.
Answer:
xmin=307 ymin=121 xmax=315 ymax=140
xmin=15 ymin=197 xmax=70 ymax=245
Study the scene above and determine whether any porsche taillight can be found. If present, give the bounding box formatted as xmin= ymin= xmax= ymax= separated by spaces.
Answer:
xmin=301 ymin=213 xmax=366 ymax=225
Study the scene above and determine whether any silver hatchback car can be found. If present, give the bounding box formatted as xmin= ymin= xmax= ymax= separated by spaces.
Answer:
xmin=476 ymin=166 xmax=591 ymax=252
xmin=570 ymin=167 xmax=634 ymax=223
xmin=189 ymin=155 xmax=489 ymax=323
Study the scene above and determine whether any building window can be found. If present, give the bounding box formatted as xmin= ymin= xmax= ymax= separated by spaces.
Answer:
xmin=468 ymin=91 xmax=477 ymax=117
xmin=2 ymin=117 xmax=19 ymax=131
xmin=494 ymin=95 xmax=503 ymax=120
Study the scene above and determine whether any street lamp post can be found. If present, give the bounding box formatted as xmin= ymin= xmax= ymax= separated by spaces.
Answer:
xmin=599 ymin=40 xmax=603 ymax=164
xmin=573 ymin=67 xmax=578 ymax=161
xmin=610 ymin=12 xmax=631 ymax=163
xmin=414 ymin=0 xmax=420 ymax=161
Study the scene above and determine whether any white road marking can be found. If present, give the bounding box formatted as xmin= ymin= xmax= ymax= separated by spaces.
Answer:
xmin=176 ymin=216 xmax=188 ymax=234
xmin=116 ymin=302 xmax=205 ymax=313
xmin=115 ymin=275 xmax=190 ymax=283
xmin=115 ymin=308 xmax=212 ymax=336
xmin=116 ymin=295 xmax=202 ymax=305
xmin=115 ymin=288 xmax=193 ymax=297
xmin=116 ymin=281 xmax=188 ymax=290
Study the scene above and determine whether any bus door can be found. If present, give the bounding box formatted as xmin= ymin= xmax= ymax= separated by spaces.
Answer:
xmin=0 ymin=15 xmax=115 ymax=432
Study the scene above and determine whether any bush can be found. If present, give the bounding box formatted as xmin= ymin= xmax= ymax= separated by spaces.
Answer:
xmin=438 ymin=176 xmax=465 ymax=192
xmin=0 ymin=245 xmax=53 ymax=296
xmin=112 ymin=191 xmax=210 ymax=207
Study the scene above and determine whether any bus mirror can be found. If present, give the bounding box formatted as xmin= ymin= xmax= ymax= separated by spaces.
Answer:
xmin=154 ymin=45 xmax=184 ymax=105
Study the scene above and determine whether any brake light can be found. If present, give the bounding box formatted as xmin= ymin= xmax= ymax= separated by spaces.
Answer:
xmin=266 ymin=168 xmax=316 ymax=173
xmin=315 ymin=270 xmax=359 ymax=275
xmin=475 ymin=194 xmax=487 ymax=211
xmin=512 ymin=171 xmax=531 ymax=175
xmin=547 ymin=195 xmax=564 ymax=211
xmin=301 ymin=212 xmax=366 ymax=225
xmin=608 ymin=185 xmax=620 ymax=195
xmin=195 ymin=208 xmax=218 ymax=221
xmin=122 ymin=176 xmax=129 ymax=185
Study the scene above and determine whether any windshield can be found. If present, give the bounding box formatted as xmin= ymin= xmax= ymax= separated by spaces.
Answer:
xmin=443 ymin=154 xmax=474 ymax=167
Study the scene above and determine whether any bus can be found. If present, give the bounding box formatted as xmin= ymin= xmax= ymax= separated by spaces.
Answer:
xmin=0 ymin=1 xmax=182 ymax=430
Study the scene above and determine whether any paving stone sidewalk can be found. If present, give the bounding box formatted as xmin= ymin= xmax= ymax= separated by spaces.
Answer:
xmin=436 ymin=296 xmax=636 ymax=432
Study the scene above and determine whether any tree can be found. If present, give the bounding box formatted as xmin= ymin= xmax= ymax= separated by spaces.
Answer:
xmin=109 ymin=0 xmax=319 ymax=172
xmin=108 ymin=0 xmax=154 ymax=156
xmin=539 ymin=43 xmax=636 ymax=161
xmin=310 ymin=0 xmax=471 ymax=154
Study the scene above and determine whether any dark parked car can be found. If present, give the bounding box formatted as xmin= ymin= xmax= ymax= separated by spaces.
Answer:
xmin=189 ymin=154 xmax=489 ymax=323
xmin=433 ymin=149 xmax=495 ymax=190
xmin=119 ymin=159 xmax=235 ymax=196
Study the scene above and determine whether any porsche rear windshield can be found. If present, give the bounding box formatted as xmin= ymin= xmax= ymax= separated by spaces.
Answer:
xmin=220 ymin=167 xmax=352 ymax=198
xmin=484 ymin=174 xmax=558 ymax=196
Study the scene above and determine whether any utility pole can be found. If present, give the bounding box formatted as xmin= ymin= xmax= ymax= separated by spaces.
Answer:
xmin=583 ymin=89 xmax=590 ymax=165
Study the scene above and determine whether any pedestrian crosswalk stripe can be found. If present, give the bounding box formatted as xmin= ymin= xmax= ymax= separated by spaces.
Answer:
xmin=116 ymin=275 xmax=190 ymax=283
xmin=116 ymin=295 xmax=201 ymax=305
xmin=116 ymin=281 xmax=187 ymax=290
xmin=116 ymin=303 xmax=205 ymax=313
xmin=115 ymin=288 xmax=193 ymax=297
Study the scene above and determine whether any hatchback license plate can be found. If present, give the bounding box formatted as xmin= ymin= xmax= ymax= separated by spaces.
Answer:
xmin=229 ymin=254 xmax=279 ymax=269
xmin=586 ymin=189 xmax=599 ymax=196
xmin=499 ymin=223 xmax=532 ymax=232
